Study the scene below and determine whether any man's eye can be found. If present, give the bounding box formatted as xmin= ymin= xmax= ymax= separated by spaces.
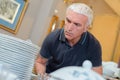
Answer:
xmin=66 ymin=18 xmax=71 ymax=23
xmin=74 ymin=23 xmax=81 ymax=27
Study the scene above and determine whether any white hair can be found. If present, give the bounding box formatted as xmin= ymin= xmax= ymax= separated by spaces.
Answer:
xmin=67 ymin=3 xmax=93 ymax=26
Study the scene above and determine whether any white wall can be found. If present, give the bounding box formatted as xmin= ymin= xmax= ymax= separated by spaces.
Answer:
xmin=30 ymin=0 xmax=59 ymax=46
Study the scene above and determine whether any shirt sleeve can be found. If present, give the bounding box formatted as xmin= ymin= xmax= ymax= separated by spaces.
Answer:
xmin=88 ymin=40 xmax=102 ymax=67
xmin=40 ymin=34 xmax=53 ymax=59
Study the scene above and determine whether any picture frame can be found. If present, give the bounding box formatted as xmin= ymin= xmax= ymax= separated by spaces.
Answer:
xmin=0 ymin=0 xmax=29 ymax=34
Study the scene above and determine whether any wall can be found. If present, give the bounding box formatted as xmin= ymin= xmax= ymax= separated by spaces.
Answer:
xmin=104 ymin=0 xmax=120 ymax=16
xmin=29 ymin=0 xmax=59 ymax=46
xmin=89 ymin=14 xmax=120 ymax=61
xmin=113 ymin=29 xmax=120 ymax=63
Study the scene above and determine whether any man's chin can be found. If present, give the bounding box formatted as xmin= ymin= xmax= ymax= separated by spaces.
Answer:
xmin=65 ymin=36 xmax=73 ymax=41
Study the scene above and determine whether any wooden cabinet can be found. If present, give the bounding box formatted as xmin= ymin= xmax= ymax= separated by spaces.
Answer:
xmin=113 ymin=30 xmax=120 ymax=63
xmin=89 ymin=14 xmax=120 ymax=61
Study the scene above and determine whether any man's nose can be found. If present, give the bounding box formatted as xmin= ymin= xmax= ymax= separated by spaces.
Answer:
xmin=68 ymin=23 xmax=74 ymax=30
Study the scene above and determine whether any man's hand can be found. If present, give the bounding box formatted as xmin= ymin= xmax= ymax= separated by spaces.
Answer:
xmin=35 ymin=54 xmax=48 ymax=75
xmin=92 ymin=66 xmax=103 ymax=75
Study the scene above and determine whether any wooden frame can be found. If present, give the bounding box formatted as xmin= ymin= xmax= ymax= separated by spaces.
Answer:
xmin=60 ymin=20 xmax=65 ymax=28
xmin=0 ymin=0 xmax=29 ymax=34
xmin=47 ymin=15 xmax=59 ymax=34
xmin=112 ymin=26 xmax=120 ymax=63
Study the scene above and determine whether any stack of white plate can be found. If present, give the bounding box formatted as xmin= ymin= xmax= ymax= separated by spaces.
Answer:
xmin=0 ymin=33 xmax=40 ymax=80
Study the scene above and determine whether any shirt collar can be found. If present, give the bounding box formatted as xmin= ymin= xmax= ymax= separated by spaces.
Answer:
xmin=59 ymin=28 xmax=66 ymax=42
xmin=78 ymin=32 xmax=87 ymax=45
xmin=59 ymin=29 xmax=87 ymax=45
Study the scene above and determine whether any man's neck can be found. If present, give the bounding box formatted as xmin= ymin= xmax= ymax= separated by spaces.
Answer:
xmin=68 ymin=37 xmax=81 ymax=47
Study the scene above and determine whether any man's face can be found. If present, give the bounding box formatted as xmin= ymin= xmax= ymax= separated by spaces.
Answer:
xmin=64 ymin=10 xmax=88 ymax=42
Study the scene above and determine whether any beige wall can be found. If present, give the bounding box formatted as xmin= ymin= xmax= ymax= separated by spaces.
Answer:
xmin=104 ymin=0 xmax=120 ymax=16
xmin=113 ymin=30 xmax=120 ymax=63
xmin=89 ymin=14 xmax=120 ymax=61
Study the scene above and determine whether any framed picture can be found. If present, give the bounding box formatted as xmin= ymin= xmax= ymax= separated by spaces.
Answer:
xmin=0 ymin=0 xmax=29 ymax=34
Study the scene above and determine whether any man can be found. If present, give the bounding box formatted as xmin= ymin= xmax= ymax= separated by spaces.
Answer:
xmin=35 ymin=3 xmax=102 ymax=76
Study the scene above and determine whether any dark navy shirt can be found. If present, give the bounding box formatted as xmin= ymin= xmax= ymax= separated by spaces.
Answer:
xmin=40 ymin=29 xmax=102 ymax=73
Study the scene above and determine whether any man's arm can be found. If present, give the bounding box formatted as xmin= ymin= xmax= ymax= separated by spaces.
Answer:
xmin=92 ymin=66 xmax=103 ymax=75
xmin=35 ymin=54 xmax=48 ymax=75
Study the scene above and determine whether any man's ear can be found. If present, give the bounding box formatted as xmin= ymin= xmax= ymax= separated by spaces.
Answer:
xmin=84 ymin=25 xmax=89 ymax=32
